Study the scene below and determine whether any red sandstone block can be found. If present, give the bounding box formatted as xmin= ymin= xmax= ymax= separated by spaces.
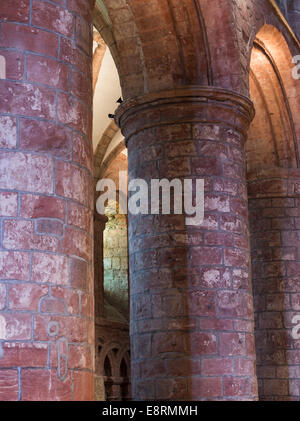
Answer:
xmin=156 ymin=378 xmax=188 ymax=400
xmin=205 ymin=232 xmax=233 ymax=247
xmin=71 ymin=68 xmax=92 ymax=105
xmin=199 ymin=318 xmax=233 ymax=331
xmin=189 ymin=377 xmax=222 ymax=398
xmin=20 ymin=194 xmax=66 ymax=220
xmin=80 ymin=292 xmax=94 ymax=318
xmin=0 ymin=312 xmax=31 ymax=340
xmin=0 ymin=342 xmax=48 ymax=367
xmin=75 ymin=15 xmax=91 ymax=55
xmin=135 ymin=379 xmax=155 ymax=400
xmin=8 ymin=283 xmax=48 ymax=311
xmin=56 ymin=161 xmax=89 ymax=204
xmin=286 ymin=261 xmax=300 ymax=277
xmin=192 ymin=156 xmax=223 ymax=176
xmin=188 ymin=290 xmax=216 ymax=317
xmin=220 ymin=332 xmax=246 ymax=356
xmin=68 ymin=201 xmax=92 ymax=234
xmin=140 ymin=144 xmax=164 ymax=163
xmin=73 ymin=133 xmax=93 ymax=172
xmin=32 ymin=253 xmax=69 ymax=285
xmin=60 ymin=37 xmax=91 ymax=75
xmin=67 ymin=0 xmax=94 ymax=23
xmin=0 ymin=23 xmax=58 ymax=57
xmin=132 ymin=334 xmax=152 ymax=359
xmin=34 ymin=314 xmax=87 ymax=342
xmin=57 ymin=92 xmax=88 ymax=134
xmin=51 ymin=286 xmax=80 ymax=315
xmin=235 ymin=358 xmax=255 ymax=376
xmin=220 ymin=215 xmax=243 ymax=234
xmin=132 ymin=294 xmax=152 ymax=320
xmin=217 ymin=290 xmax=245 ymax=317
xmin=165 ymin=358 xmax=201 ymax=377
xmin=201 ymin=214 xmax=218 ymax=230
xmin=263 ymin=379 xmax=289 ymax=397
xmin=40 ymin=296 xmax=65 ymax=314
xmin=223 ymin=161 xmax=244 ymax=180
xmin=70 ymin=257 xmax=88 ymax=290
xmin=0 ymin=251 xmax=30 ymax=281
xmin=151 ymin=292 xmax=183 ymax=318
xmin=190 ymin=332 xmax=217 ymax=355
xmin=287 ymin=350 xmax=300 ymax=364
xmin=159 ymin=157 xmax=191 ymax=177
xmin=139 ymin=360 xmax=165 ymax=378
xmin=205 ymin=194 xmax=230 ymax=212
xmin=152 ymin=332 xmax=185 ymax=354
xmin=157 ymin=123 xmax=191 ymax=142
xmin=22 ymin=369 xmax=72 ymax=401
xmin=0 ymin=80 xmax=56 ymax=118
xmin=202 ymin=358 xmax=233 ymax=375
xmin=36 ymin=219 xmax=64 ymax=236
xmin=32 ymin=0 xmax=74 ymax=37
xmin=0 ymin=283 xmax=6 ymax=310
xmin=197 ymin=141 xmax=228 ymax=159
xmin=0 ymin=192 xmax=18 ymax=217
xmin=193 ymin=124 xmax=220 ymax=140
xmin=62 ymin=226 xmax=91 ymax=261
xmin=0 ymin=115 xmax=17 ymax=149
xmin=0 ymin=152 xmax=54 ymax=194
xmin=190 ymin=246 xmax=222 ymax=266
xmin=224 ymin=248 xmax=249 ymax=268
xmin=224 ymin=377 xmax=250 ymax=397
xmin=200 ymin=267 xmax=231 ymax=289
xmin=157 ymin=247 xmax=187 ymax=268
xmin=0 ymin=370 xmax=19 ymax=401
xmin=259 ymin=312 xmax=282 ymax=329
xmin=50 ymin=342 xmax=92 ymax=370
xmin=165 ymin=140 xmax=196 ymax=157
xmin=69 ymin=344 xmax=92 ymax=369
xmin=73 ymin=370 xmax=94 ymax=401
xmin=213 ymin=178 xmax=239 ymax=196
xmin=3 ymin=220 xmax=60 ymax=252
xmin=26 ymin=55 xmax=70 ymax=90
xmin=1 ymin=0 xmax=30 ymax=23
xmin=0 ymin=50 xmax=24 ymax=80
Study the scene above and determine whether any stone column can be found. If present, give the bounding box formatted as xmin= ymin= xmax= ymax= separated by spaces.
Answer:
xmin=0 ymin=0 xmax=95 ymax=400
xmin=115 ymin=87 xmax=258 ymax=401
xmin=248 ymin=168 xmax=300 ymax=400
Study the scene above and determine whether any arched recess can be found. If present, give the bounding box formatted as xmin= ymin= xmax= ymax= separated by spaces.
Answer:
xmin=247 ymin=25 xmax=300 ymax=401
xmin=96 ymin=341 xmax=131 ymax=401
xmin=94 ymin=0 xmax=245 ymax=98
xmin=246 ymin=37 xmax=298 ymax=172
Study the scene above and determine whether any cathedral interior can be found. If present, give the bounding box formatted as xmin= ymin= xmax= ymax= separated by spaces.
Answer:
xmin=0 ymin=0 xmax=299 ymax=401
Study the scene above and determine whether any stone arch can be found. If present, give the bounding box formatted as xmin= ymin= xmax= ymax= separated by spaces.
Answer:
xmin=247 ymin=24 xmax=300 ymax=401
xmin=95 ymin=0 xmax=244 ymax=98
xmin=97 ymin=341 xmax=131 ymax=400
xmin=246 ymin=27 xmax=299 ymax=172
xmin=94 ymin=121 xmax=120 ymax=181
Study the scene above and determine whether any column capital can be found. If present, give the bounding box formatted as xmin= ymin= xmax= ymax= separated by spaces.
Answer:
xmin=115 ymin=86 xmax=255 ymax=143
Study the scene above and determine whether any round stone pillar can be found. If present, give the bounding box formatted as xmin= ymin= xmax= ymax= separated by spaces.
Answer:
xmin=115 ymin=87 xmax=258 ymax=400
xmin=248 ymin=168 xmax=300 ymax=400
xmin=0 ymin=0 xmax=95 ymax=400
